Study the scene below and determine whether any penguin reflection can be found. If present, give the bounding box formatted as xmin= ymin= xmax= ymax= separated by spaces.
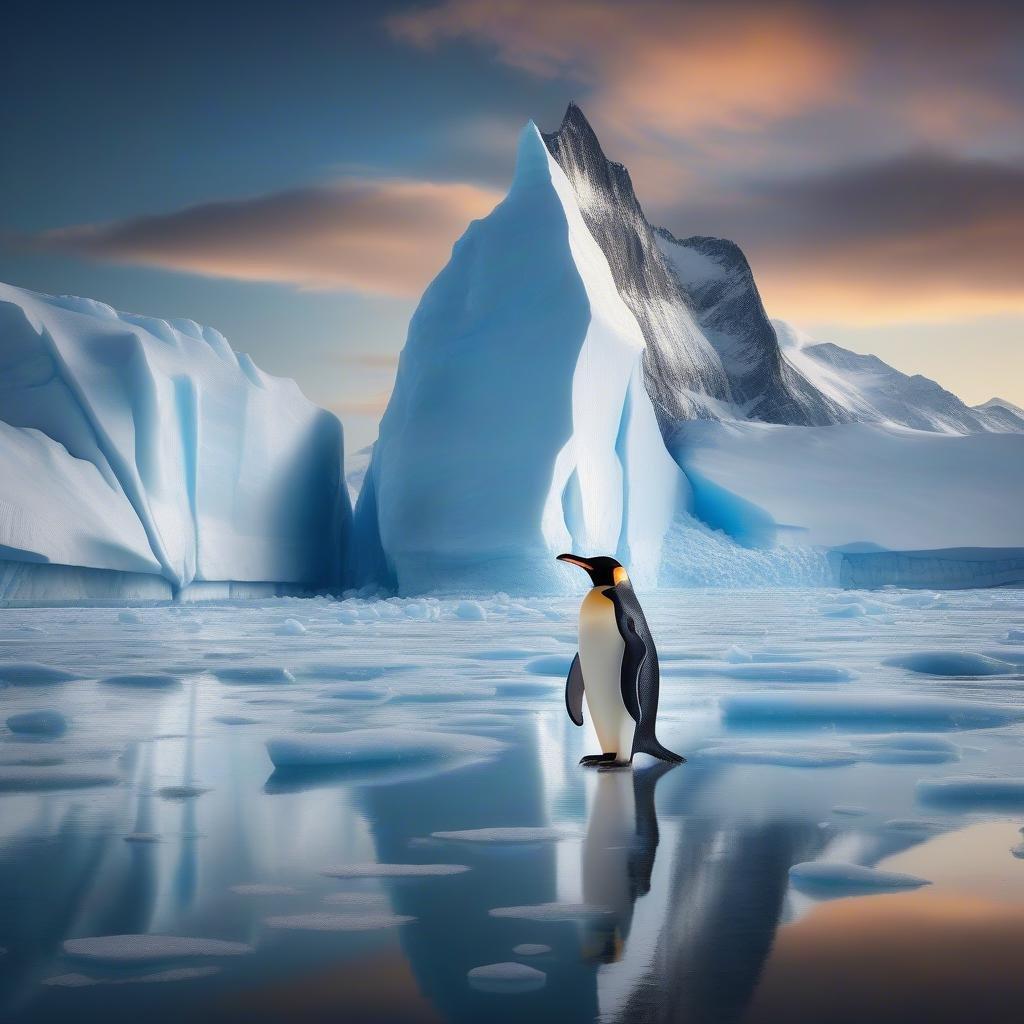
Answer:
xmin=581 ymin=760 xmax=676 ymax=963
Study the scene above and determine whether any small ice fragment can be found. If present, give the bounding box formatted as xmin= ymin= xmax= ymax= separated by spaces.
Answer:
xmin=884 ymin=652 xmax=1013 ymax=676
xmin=63 ymin=935 xmax=253 ymax=964
xmin=431 ymin=827 xmax=574 ymax=844
xmin=265 ymin=913 xmax=413 ymax=932
xmin=0 ymin=662 xmax=76 ymax=685
xmin=157 ymin=785 xmax=210 ymax=800
xmin=213 ymin=715 xmax=258 ymax=725
xmin=489 ymin=903 xmax=612 ymax=922
xmin=832 ymin=806 xmax=868 ymax=816
xmin=321 ymin=863 xmax=469 ymax=878
xmin=322 ymin=892 xmax=389 ymax=906
xmin=455 ymin=601 xmax=487 ymax=621
xmin=230 ymin=884 xmax=301 ymax=896
xmin=216 ymin=666 xmax=294 ymax=684
xmin=789 ymin=861 xmax=930 ymax=893
xmin=118 ymin=611 xmax=143 ymax=625
xmin=524 ymin=656 xmax=574 ymax=677
xmin=43 ymin=967 xmax=221 ymax=986
xmin=513 ymin=944 xmax=551 ymax=956
xmin=278 ymin=619 xmax=307 ymax=635
xmin=823 ymin=604 xmax=864 ymax=618
xmin=101 ymin=673 xmax=181 ymax=689
xmin=6 ymin=710 xmax=68 ymax=736
xmin=1006 ymin=629 xmax=1024 ymax=644
xmin=724 ymin=645 xmax=753 ymax=663
xmin=468 ymin=962 xmax=546 ymax=994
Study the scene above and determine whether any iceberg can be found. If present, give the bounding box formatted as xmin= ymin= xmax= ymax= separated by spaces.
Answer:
xmin=0 ymin=282 xmax=349 ymax=601
xmin=351 ymin=121 xmax=689 ymax=593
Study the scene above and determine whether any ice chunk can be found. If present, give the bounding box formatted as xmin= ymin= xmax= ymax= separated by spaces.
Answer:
xmin=831 ymin=806 xmax=868 ymax=816
xmin=215 ymin=666 xmax=294 ymax=684
xmin=917 ymin=777 xmax=1024 ymax=809
xmin=455 ymin=601 xmax=487 ymax=621
xmin=101 ymin=673 xmax=182 ymax=689
xmin=212 ymin=715 xmax=258 ymax=726
xmin=467 ymin=962 xmax=546 ymax=994
xmin=1006 ymin=629 xmax=1024 ymax=643
xmin=0 ymin=766 xmax=119 ymax=791
xmin=43 ymin=967 xmax=221 ymax=987
xmin=318 ymin=685 xmax=392 ymax=702
xmin=277 ymin=618 xmax=307 ymax=635
xmin=0 ymin=662 xmax=76 ymax=685
xmin=265 ymin=913 xmax=414 ymax=932
xmin=6 ymin=709 xmax=68 ymax=735
xmin=489 ymin=903 xmax=612 ymax=921
xmin=63 ymin=934 xmax=253 ymax=964
xmin=697 ymin=743 xmax=858 ymax=768
xmin=858 ymin=734 xmax=960 ymax=765
xmin=230 ymin=884 xmax=301 ymax=896
xmin=721 ymin=692 xmax=1020 ymax=730
xmin=789 ymin=861 xmax=931 ymax=893
xmin=884 ymin=651 xmax=1014 ymax=676
xmin=513 ymin=944 xmax=551 ymax=956
xmin=823 ymin=603 xmax=865 ymax=618
xmin=157 ymin=785 xmax=210 ymax=800
xmin=431 ymin=827 xmax=575 ymax=844
xmin=524 ymin=656 xmax=574 ymax=677
xmin=267 ymin=728 xmax=504 ymax=769
xmin=724 ymin=645 xmax=753 ymax=663
xmin=118 ymin=610 xmax=144 ymax=625
xmin=322 ymin=892 xmax=390 ymax=906
xmin=321 ymin=863 xmax=469 ymax=878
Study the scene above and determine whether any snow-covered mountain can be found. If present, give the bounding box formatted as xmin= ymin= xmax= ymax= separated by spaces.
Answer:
xmin=0 ymin=282 xmax=349 ymax=601
xmin=774 ymin=320 xmax=1024 ymax=435
xmin=542 ymin=104 xmax=848 ymax=430
xmin=351 ymin=121 xmax=688 ymax=593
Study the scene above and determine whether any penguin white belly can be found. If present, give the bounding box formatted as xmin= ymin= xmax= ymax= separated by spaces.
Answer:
xmin=579 ymin=587 xmax=635 ymax=758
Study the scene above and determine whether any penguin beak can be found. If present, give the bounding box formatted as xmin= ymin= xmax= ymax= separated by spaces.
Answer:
xmin=557 ymin=553 xmax=593 ymax=572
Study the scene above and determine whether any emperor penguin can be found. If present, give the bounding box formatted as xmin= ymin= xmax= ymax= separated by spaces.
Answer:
xmin=558 ymin=554 xmax=684 ymax=768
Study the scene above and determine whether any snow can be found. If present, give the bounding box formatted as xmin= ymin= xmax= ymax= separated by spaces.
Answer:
xmin=674 ymin=420 xmax=1024 ymax=555
xmin=788 ymin=861 xmax=931 ymax=893
xmin=6 ymin=709 xmax=68 ymax=735
xmin=467 ymin=962 xmax=547 ymax=994
xmin=63 ymin=935 xmax=252 ymax=964
xmin=0 ymin=281 xmax=349 ymax=599
xmin=884 ymin=651 xmax=1014 ymax=676
xmin=351 ymin=123 xmax=687 ymax=595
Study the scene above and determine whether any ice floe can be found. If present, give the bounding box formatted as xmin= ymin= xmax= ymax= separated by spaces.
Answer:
xmin=264 ymin=913 xmax=414 ymax=931
xmin=321 ymin=863 xmax=469 ymax=878
xmin=63 ymin=934 xmax=253 ymax=964
xmin=0 ymin=766 xmax=119 ymax=791
xmin=6 ymin=710 xmax=68 ymax=735
xmin=513 ymin=944 xmax=551 ymax=956
xmin=430 ymin=827 xmax=575 ymax=844
xmin=0 ymin=662 xmax=76 ymax=685
xmin=468 ymin=962 xmax=546 ymax=994
xmin=489 ymin=903 xmax=612 ymax=921
xmin=788 ymin=861 xmax=931 ymax=893
xmin=917 ymin=776 xmax=1024 ymax=808
xmin=884 ymin=651 xmax=1014 ymax=676
xmin=101 ymin=673 xmax=182 ymax=689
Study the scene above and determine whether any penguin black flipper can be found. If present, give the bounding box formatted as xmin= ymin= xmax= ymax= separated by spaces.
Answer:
xmin=609 ymin=583 xmax=686 ymax=765
xmin=565 ymin=652 xmax=585 ymax=726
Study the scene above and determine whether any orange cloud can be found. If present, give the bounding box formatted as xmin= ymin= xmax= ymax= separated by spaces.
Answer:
xmin=32 ymin=178 xmax=502 ymax=297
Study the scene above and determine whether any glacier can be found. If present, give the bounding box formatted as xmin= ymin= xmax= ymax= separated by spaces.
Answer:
xmin=351 ymin=122 xmax=689 ymax=594
xmin=0 ymin=282 xmax=349 ymax=602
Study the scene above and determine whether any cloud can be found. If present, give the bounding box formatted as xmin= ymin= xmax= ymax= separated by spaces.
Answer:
xmin=671 ymin=152 xmax=1024 ymax=323
xmin=31 ymin=178 xmax=502 ymax=297
xmin=335 ymin=390 xmax=393 ymax=417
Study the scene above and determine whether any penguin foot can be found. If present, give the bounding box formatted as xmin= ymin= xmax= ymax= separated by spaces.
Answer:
xmin=597 ymin=760 xmax=632 ymax=772
xmin=579 ymin=752 xmax=618 ymax=767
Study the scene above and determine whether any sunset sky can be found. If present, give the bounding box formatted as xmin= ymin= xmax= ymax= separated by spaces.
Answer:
xmin=3 ymin=0 xmax=1022 ymax=449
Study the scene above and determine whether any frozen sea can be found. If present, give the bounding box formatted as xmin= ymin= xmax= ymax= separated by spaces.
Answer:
xmin=2 ymin=587 xmax=1024 ymax=1024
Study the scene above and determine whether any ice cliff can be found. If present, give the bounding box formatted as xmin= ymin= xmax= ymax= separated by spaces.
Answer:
xmin=0 ymin=282 xmax=349 ymax=601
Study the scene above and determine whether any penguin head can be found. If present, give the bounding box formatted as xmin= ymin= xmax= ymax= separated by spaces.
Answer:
xmin=557 ymin=553 xmax=629 ymax=588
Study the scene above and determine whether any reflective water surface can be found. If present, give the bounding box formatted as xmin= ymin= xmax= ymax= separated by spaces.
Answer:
xmin=1 ymin=588 xmax=1023 ymax=1023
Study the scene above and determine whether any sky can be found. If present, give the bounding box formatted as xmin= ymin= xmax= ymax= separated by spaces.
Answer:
xmin=2 ymin=0 xmax=1022 ymax=450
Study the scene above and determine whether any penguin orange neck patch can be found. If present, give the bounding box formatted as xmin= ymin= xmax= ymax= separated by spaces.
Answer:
xmin=612 ymin=566 xmax=629 ymax=586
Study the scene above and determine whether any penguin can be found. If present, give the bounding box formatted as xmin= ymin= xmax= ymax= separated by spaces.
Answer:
xmin=557 ymin=553 xmax=684 ymax=767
